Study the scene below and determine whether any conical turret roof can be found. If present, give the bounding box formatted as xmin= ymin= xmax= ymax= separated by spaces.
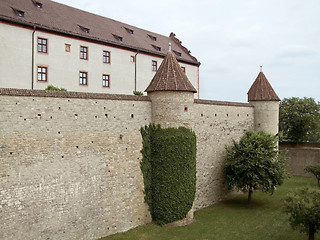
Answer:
xmin=145 ymin=51 xmax=197 ymax=93
xmin=248 ymin=71 xmax=280 ymax=101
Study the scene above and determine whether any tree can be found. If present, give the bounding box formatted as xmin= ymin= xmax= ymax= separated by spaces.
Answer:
xmin=279 ymin=97 xmax=320 ymax=142
xmin=224 ymin=130 xmax=287 ymax=203
xmin=305 ymin=164 xmax=320 ymax=187
xmin=283 ymin=188 xmax=320 ymax=240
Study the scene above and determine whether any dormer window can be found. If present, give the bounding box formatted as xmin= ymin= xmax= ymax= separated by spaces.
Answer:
xmin=32 ymin=0 xmax=43 ymax=8
xmin=152 ymin=45 xmax=161 ymax=51
xmin=173 ymin=50 xmax=182 ymax=57
xmin=79 ymin=25 xmax=90 ymax=34
xmin=148 ymin=34 xmax=157 ymax=41
xmin=125 ymin=27 xmax=134 ymax=34
xmin=12 ymin=8 xmax=24 ymax=17
xmin=113 ymin=34 xmax=123 ymax=42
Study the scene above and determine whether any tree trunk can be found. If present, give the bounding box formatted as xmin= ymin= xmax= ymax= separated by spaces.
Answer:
xmin=309 ymin=227 xmax=315 ymax=240
xmin=248 ymin=188 xmax=252 ymax=203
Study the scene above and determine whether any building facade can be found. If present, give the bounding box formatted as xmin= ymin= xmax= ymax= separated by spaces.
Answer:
xmin=0 ymin=0 xmax=200 ymax=97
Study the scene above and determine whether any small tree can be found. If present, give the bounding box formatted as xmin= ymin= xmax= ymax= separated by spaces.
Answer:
xmin=305 ymin=164 xmax=320 ymax=187
xmin=224 ymin=130 xmax=287 ymax=202
xmin=283 ymin=188 xmax=320 ymax=240
xmin=279 ymin=97 xmax=320 ymax=142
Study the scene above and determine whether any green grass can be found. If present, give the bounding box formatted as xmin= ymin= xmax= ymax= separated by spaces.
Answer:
xmin=99 ymin=176 xmax=319 ymax=240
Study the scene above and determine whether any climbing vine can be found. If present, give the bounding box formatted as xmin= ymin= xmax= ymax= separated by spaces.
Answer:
xmin=140 ymin=124 xmax=196 ymax=225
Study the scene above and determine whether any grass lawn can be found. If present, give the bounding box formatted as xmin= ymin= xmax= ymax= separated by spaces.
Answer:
xmin=99 ymin=176 xmax=319 ymax=240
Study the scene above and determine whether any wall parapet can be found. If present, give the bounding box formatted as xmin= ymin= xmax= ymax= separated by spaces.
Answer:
xmin=0 ymin=88 xmax=151 ymax=102
xmin=195 ymin=99 xmax=252 ymax=107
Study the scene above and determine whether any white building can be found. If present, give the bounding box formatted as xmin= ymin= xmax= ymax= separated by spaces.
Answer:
xmin=0 ymin=0 xmax=200 ymax=97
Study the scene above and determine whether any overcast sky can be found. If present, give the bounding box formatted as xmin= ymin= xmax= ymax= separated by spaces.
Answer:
xmin=54 ymin=0 xmax=320 ymax=103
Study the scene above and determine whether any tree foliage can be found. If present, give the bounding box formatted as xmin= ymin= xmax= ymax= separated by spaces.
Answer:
xmin=224 ymin=130 xmax=287 ymax=202
xmin=279 ymin=97 xmax=320 ymax=142
xmin=305 ymin=164 xmax=320 ymax=187
xmin=283 ymin=188 xmax=320 ymax=240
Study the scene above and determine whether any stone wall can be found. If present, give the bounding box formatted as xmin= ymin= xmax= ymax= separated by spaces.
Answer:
xmin=0 ymin=89 xmax=152 ymax=240
xmin=0 ymin=89 xmax=255 ymax=240
xmin=280 ymin=142 xmax=320 ymax=177
xmin=192 ymin=100 xmax=254 ymax=209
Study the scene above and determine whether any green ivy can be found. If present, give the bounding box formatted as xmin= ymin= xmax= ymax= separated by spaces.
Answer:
xmin=140 ymin=125 xmax=196 ymax=225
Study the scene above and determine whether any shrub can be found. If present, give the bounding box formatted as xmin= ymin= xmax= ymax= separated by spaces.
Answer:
xmin=305 ymin=164 xmax=320 ymax=187
xmin=224 ymin=130 xmax=287 ymax=202
xmin=45 ymin=85 xmax=67 ymax=91
xmin=133 ymin=90 xmax=143 ymax=96
xmin=140 ymin=125 xmax=196 ymax=225
xmin=283 ymin=188 xmax=320 ymax=240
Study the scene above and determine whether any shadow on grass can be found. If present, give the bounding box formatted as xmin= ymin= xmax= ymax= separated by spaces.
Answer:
xmin=221 ymin=197 xmax=267 ymax=209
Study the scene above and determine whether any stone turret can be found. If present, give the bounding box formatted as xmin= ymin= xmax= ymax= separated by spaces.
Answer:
xmin=145 ymin=50 xmax=197 ymax=226
xmin=145 ymin=51 xmax=197 ymax=128
xmin=248 ymin=71 xmax=280 ymax=135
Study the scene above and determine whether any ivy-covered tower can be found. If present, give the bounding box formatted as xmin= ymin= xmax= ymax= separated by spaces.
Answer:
xmin=248 ymin=70 xmax=280 ymax=135
xmin=145 ymin=50 xmax=197 ymax=128
xmin=144 ymin=49 xmax=197 ymax=226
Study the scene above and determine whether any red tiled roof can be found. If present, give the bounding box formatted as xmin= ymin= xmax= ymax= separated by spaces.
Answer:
xmin=248 ymin=72 xmax=280 ymax=101
xmin=0 ymin=0 xmax=200 ymax=66
xmin=145 ymin=51 xmax=197 ymax=93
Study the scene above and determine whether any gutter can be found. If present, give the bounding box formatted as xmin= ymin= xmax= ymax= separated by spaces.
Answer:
xmin=134 ymin=51 xmax=139 ymax=91
xmin=31 ymin=25 xmax=36 ymax=89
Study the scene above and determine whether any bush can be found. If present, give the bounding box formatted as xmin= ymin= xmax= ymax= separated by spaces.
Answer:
xmin=224 ymin=130 xmax=287 ymax=202
xmin=133 ymin=90 xmax=143 ymax=96
xmin=283 ymin=188 xmax=320 ymax=240
xmin=45 ymin=85 xmax=67 ymax=91
xmin=305 ymin=164 xmax=320 ymax=187
xmin=140 ymin=125 xmax=196 ymax=225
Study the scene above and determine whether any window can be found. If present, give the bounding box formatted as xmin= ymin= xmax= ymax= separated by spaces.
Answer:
xmin=173 ymin=50 xmax=182 ymax=57
xmin=152 ymin=45 xmax=161 ymax=51
xmin=181 ymin=67 xmax=186 ymax=73
xmin=33 ymin=1 xmax=43 ymax=8
xmin=79 ymin=25 xmax=90 ymax=34
xmin=37 ymin=38 xmax=47 ymax=53
xmin=102 ymin=74 xmax=110 ymax=88
xmin=152 ymin=61 xmax=157 ymax=71
xmin=65 ymin=44 xmax=71 ymax=52
xmin=80 ymin=46 xmax=88 ymax=60
xmin=103 ymin=51 xmax=110 ymax=63
xmin=125 ymin=27 xmax=134 ymax=34
xmin=113 ymin=34 xmax=123 ymax=42
xmin=12 ymin=8 xmax=24 ymax=17
xmin=79 ymin=71 xmax=88 ymax=85
xmin=148 ymin=34 xmax=157 ymax=41
xmin=37 ymin=66 xmax=47 ymax=81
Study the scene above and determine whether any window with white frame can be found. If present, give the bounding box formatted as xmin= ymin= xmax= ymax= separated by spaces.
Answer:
xmin=80 ymin=46 xmax=88 ymax=60
xmin=103 ymin=51 xmax=110 ymax=63
xmin=37 ymin=66 xmax=47 ymax=81
xmin=102 ymin=74 xmax=110 ymax=87
xmin=79 ymin=71 xmax=88 ymax=85
xmin=37 ymin=38 xmax=47 ymax=53
xmin=152 ymin=60 xmax=157 ymax=71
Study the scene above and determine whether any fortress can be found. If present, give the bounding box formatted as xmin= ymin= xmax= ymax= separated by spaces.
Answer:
xmin=0 ymin=50 xmax=280 ymax=240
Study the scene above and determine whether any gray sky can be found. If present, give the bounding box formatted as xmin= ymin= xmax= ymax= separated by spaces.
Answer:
xmin=54 ymin=0 xmax=320 ymax=103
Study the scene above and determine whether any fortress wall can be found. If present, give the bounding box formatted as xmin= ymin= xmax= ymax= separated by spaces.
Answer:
xmin=192 ymin=100 xmax=254 ymax=210
xmin=0 ymin=90 xmax=152 ymax=240
xmin=0 ymin=89 xmax=257 ymax=240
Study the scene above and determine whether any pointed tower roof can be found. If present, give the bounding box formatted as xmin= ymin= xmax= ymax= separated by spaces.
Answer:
xmin=145 ymin=51 xmax=197 ymax=93
xmin=248 ymin=71 xmax=280 ymax=101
